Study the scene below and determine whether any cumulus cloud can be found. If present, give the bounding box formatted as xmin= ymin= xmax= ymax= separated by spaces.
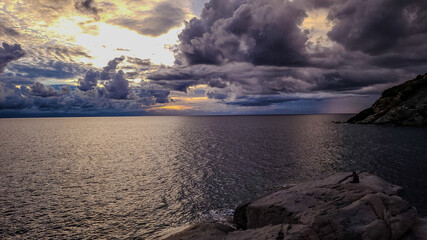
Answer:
xmin=78 ymin=69 xmax=99 ymax=91
xmin=77 ymin=56 xmax=130 ymax=99
xmin=0 ymin=42 xmax=26 ymax=73
xmin=138 ymin=89 xmax=171 ymax=105
xmin=176 ymin=0 xmax=309 ymax=66
xmin=108 ymin=2 xmax=186 ymax=37
xmin=3 ymin=0 xmax=427 ymax=115
xmin=30 ymin=81 xmax=71 ymax=97
xmin=0 ymin=52 xmax=175 ymax=115
xmin=0 ymin=81 xmax=30 ymax=109
xmin=327 ymin=0 xmax=427 ymax=55
xmin=104 ymin=70 xmax=129 ymax=99
xmin=100 ymin=56 xmax=125 ymax=80
xmin=146 ymin=0 xmax=427 ymax=109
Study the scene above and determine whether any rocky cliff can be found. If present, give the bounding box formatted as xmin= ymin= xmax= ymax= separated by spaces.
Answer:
xmin=162 ymin=172 xmax=427 ymax=240
xmin=347 ymin=74 xmax=427 ymax=125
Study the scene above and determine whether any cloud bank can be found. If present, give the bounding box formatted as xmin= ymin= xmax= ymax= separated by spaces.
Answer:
xmin=1 ymin=0 xmax=427 ymax=116
xmin=148 ymin=0 xmax=427 ymax=108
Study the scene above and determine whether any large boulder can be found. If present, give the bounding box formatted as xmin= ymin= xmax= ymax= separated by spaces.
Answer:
xmin=233 ymin=172 xmax=417 ymax=239
xmin=163 ymin=172 xmax=420 ymax=240
xmin=347 ymin=73 xmax=427 ymax=125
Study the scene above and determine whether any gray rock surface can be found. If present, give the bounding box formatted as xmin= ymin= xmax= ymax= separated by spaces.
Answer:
xmin=347 ymin=73 xmax=427 ymax=125
xmin=162 ymin=172 xmax=421 ymax=240
xmin=226 ymin=224 xmax=319 ymax=240
xmin=163 ymin=223 xmax=234 ymax=240
xmin=412 ymin=218 xmax=427 ymax=240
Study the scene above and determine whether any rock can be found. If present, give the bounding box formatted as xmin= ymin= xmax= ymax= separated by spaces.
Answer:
xmin=162 ymin=173 xmax=420 ymax=240
xmin=412 ymin=218 xmax=427 ymax=240
xmin=347 ymin=73 xmax=427 ymax=125
xmin=237 ymin=172 xmax=417 ymax=239
xmin=233 ymin=203 xmax=250 ymax=230
xmin=226 ymin=224 xmax=319 ymax=240
xmin=400 ymin=218 xmax=427 ymax=240
xmin=163 ymin=223 xmax=234 ymax=240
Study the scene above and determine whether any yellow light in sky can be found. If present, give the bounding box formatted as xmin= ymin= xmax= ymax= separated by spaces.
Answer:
xmin=48 ymin=17 xmax=86 ymax=40
xmin=301 ymin=9 xmax=333 ymax=48
xmin=45 ymin=16 xmax=183 ymax=68
xmin=148 ymin=105 xmax=193 ymax=111
xmin=74 ymin=23 xmax=183 ymax=68
xmin=172 ymin=96 xmax=208 ymax=102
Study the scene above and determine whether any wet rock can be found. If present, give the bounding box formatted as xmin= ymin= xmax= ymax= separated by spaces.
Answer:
xmin=233 ymin=202 xmax=250 ymax=230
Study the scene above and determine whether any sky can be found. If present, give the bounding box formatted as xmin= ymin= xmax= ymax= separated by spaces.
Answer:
xmin=0 ymin=0 xmax=427 ymax=117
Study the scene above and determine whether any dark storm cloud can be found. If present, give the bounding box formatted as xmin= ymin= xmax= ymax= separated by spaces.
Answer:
xmin=176 ymin=0 xmax=308 ymax=66
xmin=293 ymin=0 xmax=340 ymax=9
xmin=109 ymin=2 xmax=185 ymax=37
xmin=147 ymin=63 xmax=314 ymax=94
xmin=0 ymin=53 xmax=174 ymax=115
xmin=311 ymin=70 xmax=401 ymax=92
xmin=0 ymin=42 xmax=92 ymax=87
xmin=77 ymin=56 xmax=130 ymax=99
xmin=327 ymin=0 xmax=427 ymax=56
xmin=74 ymin=0 xmax=99 ymax=18
xmin=4 ymin=0 xmax=427 ymax=116
xmin=78 ymin=69 xmax=99 ymax=91
xmin=30 ymin=81 xmax=71 ymax=97
xmin=207 ymin=78 xmax=227 ymax=88
xmin=9 ymin=61 xmax=88 ymax=80
xmin=226 ymin=95 xmax=303 ymax=107
xmin=100 ymin=56 xmax=125 ymax=80
xmin=0 ymin=74 xmax=34 ymax=85
xmin=104 ymin=70 xmax=129 ymax=99
xmin=150 ymin=0 xmax=427 ymax=109
xmin=206 ymin=91 xmax=227 ymax=100
xmin=0 ymin=42 xmax=26 ymax=73
xmin=0 ymin=82 xmax=30 ymax=109
xmin=77 ymin=56 xmax=173 ymax=102
xmin=138 ymin=89 xmax=171 ymax=104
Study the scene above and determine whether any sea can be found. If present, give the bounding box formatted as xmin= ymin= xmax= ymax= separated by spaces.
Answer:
xmin=1 ymin=115 xmax=426 ymax=239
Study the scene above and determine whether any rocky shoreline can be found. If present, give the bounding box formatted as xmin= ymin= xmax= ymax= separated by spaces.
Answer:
xmin=162 ymin=172 xmax=426 ymax=240
xmin=348 ymin=73 xmax=427 ymax=125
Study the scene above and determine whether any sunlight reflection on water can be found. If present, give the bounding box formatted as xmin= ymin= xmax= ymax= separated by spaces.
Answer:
xmin=1 ymin=115 xmax=426 ymax=239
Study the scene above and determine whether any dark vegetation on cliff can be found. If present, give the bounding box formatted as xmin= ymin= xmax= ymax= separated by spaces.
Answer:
xmin=348 ymin=73 xmax=427 ymax=125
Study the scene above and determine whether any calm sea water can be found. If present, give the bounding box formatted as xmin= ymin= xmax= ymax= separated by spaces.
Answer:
xmin=1 ymin=115 xmax=426 ymax=239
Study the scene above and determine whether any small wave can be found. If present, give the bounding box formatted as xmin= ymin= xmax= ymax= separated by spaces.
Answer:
xmin=198 ymin=208 xmax=234 ymax=223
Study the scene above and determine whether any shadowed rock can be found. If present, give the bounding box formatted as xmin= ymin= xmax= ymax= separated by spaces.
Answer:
xmin=162 ymin=172 xmax=421 ymax=240
xmin=163 ymin=223 xmax=234 ymax=240
xmin=348 ymin=73 xmax=427 ymax=125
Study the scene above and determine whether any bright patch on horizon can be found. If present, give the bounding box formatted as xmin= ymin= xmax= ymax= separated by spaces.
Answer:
xmin=172 ymin=96 xmax=208 ymax=102
xmin=148 ymin=105 xmax=194 ymax=111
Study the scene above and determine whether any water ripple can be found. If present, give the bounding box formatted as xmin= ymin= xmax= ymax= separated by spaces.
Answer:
xmin=1 ymin=115 xmax=426 ymax=239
